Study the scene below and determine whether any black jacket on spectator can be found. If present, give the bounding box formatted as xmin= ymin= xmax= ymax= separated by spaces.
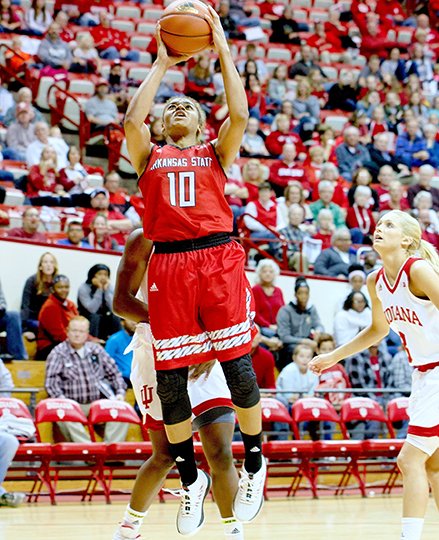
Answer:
xmin=325 ymin=83 xmax=358 ymax=111
xmin=270 ymin=17 xmax=301 ymax=44
xmin=366 ymin=144 xmax=404 ymax=177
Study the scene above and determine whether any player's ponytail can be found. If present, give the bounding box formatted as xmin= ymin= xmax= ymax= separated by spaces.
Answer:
xmin=418 ymin=239 xmax=439 ymax=275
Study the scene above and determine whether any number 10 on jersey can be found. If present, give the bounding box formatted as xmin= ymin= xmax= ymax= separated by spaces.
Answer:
xmin=167 ymin=172 xmax=196 ymax=207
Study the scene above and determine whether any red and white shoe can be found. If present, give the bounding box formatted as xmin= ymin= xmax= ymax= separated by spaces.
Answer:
xmin=113 ymin=522 xmax=142 ymax=540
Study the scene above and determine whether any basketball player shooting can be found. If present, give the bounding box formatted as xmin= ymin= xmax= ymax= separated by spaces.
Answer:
xmin=123 ymin=6 xmax=266 ymax=537
xmin=310 ymin=210 xmax=439 ymax=540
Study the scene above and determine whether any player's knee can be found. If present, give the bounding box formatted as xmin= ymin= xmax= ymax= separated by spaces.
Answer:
xmin=156 ymin=368 xmax=192 ymax=425
xmin=150 ymin=450 xmax=175 ymax=471
xmin=206 ymin=444 xmax=234 ymax=474
xmin=397 ymin=448 xmax=421 ymax=475
xmin=221 ymin=355 xmax=260 ymax=409
xmin=426 ymin=459 xmax=439 ymax=479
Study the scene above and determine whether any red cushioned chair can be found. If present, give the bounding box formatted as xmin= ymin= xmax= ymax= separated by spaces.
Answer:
xmin=359 ymin=439 xmax=404 ymax=494
xmin=260 ymin=397 xmax=294 ymax=440
xmin=0 ymin=398 xmax=55 ymax=504
xmin=340 ymin=397 xmax=395 ymax=438
xmin=35 ymin=398 xmax=109 ymax=503
xmin=291 ymin=397 xmax=346 ymax=440
xmin=387 ymin=397 xmax=410 ymax=427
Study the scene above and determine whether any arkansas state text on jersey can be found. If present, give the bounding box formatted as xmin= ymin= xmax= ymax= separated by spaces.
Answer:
xmin=375 ymin=257 xmax=439 ymax=367
xmin=139 ymin=143 xmax=233 ymax=242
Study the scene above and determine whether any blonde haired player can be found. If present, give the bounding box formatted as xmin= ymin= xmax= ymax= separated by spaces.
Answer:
xmin=113 ymin=229 xmax=244 ymax=539
xmin=310 ymin=210 xmax=439 ymax=540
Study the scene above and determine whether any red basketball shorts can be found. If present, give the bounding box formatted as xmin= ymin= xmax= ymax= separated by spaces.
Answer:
xmin=147 ymin=240 xmax=256 ymax=370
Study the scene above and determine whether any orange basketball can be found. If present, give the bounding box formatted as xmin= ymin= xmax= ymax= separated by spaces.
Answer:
xmin=159 ymin=0 xmax=213 ymax=56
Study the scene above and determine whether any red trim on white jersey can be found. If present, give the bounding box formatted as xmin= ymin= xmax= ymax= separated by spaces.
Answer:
xmin=408 ymin=424 xmax=439 ymax=437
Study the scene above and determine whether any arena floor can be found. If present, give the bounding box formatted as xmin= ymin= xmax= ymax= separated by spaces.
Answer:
xmin=2 ymin=497 xmax=438 ymax=540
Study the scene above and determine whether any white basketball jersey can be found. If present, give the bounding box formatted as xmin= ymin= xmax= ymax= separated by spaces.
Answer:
xmin=375 ymin=257 xmax=439 ymax=367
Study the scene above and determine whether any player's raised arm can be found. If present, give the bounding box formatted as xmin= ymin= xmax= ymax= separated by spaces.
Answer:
xmin=124 ymin=27 xmax=192 ymax=176
xmin=205 ymin=6 xmax=249 ymax=169
xmin=113 ymin=229 xmax=153 ymax=323
xmin=309 ymin=271 xmax=390 ymax=375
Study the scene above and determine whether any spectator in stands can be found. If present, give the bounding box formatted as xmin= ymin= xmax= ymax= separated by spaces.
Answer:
xmin=309 ymin=181 xmax=346 ymax=228
xmin=335 ymin=263 xmax=369 ymax=311
xmin=314 ymin=163 xmax=349 ymax=209
xmin=90 ymin=10 xmax=140 ymax=62
xmin=379 ymin=179 xmax=410 ymax=212
xmin=217 ymin=0 xmax=245 ymax=40
xmin=360 ymin=16 xmax=399 ymax=58
xmin=315 ymin=333 xmax=352 ymax=409
xmin=389 ymin=349 xmax=413 ymax=397
xmin=57 ymin=221 xmax=92 ymax=249
xmin=407 ymin=164 xmax=439 ymax=210
xmin=277 ymin=181 xmax=314 ymax=227
xmin=2 ymin=87 xmax=44 ymax=127
xmin=244 ymin=73 xmax=269 ymax=123
xmin=243 ymin=182 xmax=279 ymax=241
xmin=277 ymin=277 xmax=323 ymax=355
xmin=336 ymin=127 xmax=371 ymax=181
xmin=266 ymin=66 xmax=289 ymax=108
xmin=82 ymin=188 xmax=132 ymax=246
xmin=85 ymin=79 xmax=119 ymax=132
xmin=77 ymin=264 xmax=120 ymax=342
xmin=334 ymin=291 xmax=372 ymax=347
xmin=313 ymin=208 xmax=335 ymax=250
xmin=250 ymin=327 xmax=276 ymax=391
xmin=367 ymin=132 xmax=408 ymax=178
xmin=406 ymin=43 xmax=434 ymax=85
xmin=313 ymin=227 xmax=357 ymax=277
xmin=0 ymin=75 xmax=14 ymax=123
xmin=6 ymin=207 xmax=45 ymax=243
xmin=375 ymin=164 xmax=396 ymax=206
xmin=346 ymin=185 xmax=376 ymax=244
xmin=412 ymin=190 xmax=439 ymax=231
xmin=236 ymin=43 xmax=268 ymax=84
xmin=69 ymin=32 xmax=100 ymax=74
xmin=291 ymin=79 xmax=320 ymax=141
xmin=347 ymin=167 xmax=379 ymax=212
xmin=252 ymin=259 xmax=285 ymax=338
xmin=26 ymin=122 xmax=68 ymax=171
xmin=288 ymin=44 xmax=323 ymax=79
xmin=395 ymin=118 xmax=431 ymax=168
xmin=317 ymin=124 xmax=336 ymax=161
xmin=241 ymin=117 xmax=269 ymax=158
xmin=304 ymin=146 xmax=325 ymax=191
xmin=24 ymin=0 xmax=52 ymax=36
xmin=86 ymin=213 xmax=120 ymax=252
xmin=0 ymin=432 xmax=25 ymax=507
xmin=26 ymin=146 xmax=65 ymax=200
xmin=37 ymin=22 xmax=72 ymax=71
xmin=4 ymin=103 xmax=36 ymax=161
xmin=58 ymin=146 xmax=91 ymax=199
xmin=278 ymin=204 xmax=310 ymax=272
xmin=224 ymin=163 xmax=248 ymax=228
xmin=265 ymin=113 xmax=305 ymax=159
xmin=383 ymin=91 xmax=404 ymax=131
xmin=418 ymin=208 xmax=439 ymax=248
xmin=0 ymin=278 xmax=27 ymax=360
xmin=269 ymin=5 xmax=301 ymax=45
xmin=269 ymin=143 xmax=309 ymax=198
xmin=242 ymin=158 xmax=266 ymax=202
xmin=37 ymin=274 xmax=78 ymax=359
xmin=185 ymin=52 xmax=215 ymax=103
xmin=423 ymin=123 xmax=439 ymax=167
xmin=0 ymin=0 xmax=21 ymax=33
xmin=103 ymin=171 xmax=128 ymax=213
xmin=344 ymin=341 xmax=393 ymax=401
xmin=276 ymin=343 xmax=319 ymax=425
xmin=45 ymin=316 xmax=127 ymax=442
xmin=325 ymin=70 xmax=359 ymax=112
xmin=105 ymin=319 xmax=136 ymax=387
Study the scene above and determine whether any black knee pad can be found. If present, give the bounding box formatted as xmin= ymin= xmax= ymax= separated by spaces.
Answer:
xmin=221 ymin=355 xmax=260 ymax=409
xmin=156 ymin=368 xmax=191 ymax=425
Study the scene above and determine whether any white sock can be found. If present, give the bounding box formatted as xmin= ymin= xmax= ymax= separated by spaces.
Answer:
xmin=401 ymin=518 xmax=424 ymax=540
xmin=223 ymin=517 xmax=244 ymax=539
xmin=122 ymin=505 xmax=148 ymax=533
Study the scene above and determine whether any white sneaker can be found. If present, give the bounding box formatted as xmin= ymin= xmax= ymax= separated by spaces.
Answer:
xmin=233 ymin=459 xmax=266 ymax=523
xmin=176 ymin=469 xmax=211 ymax=536
xmin=112 ymin=523 xmax=142 ymax=540
xmin=0 ymin=492 xmax=26 ymax=507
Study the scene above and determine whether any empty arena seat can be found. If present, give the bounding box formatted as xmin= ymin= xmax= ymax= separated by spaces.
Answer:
xmin=340 ymin=397 xmax=395 ymax=438
xmin=292 ymin=397 xmax=345 ymax=440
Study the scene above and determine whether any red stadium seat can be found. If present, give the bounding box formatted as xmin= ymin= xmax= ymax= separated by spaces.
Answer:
xmin=35 ymin=398 xmax=109 ymax=503
xmin=340 ymin=397 xmax=395 ymax=438
xmin=260 ymin=397 xmax=293 ymax=439
xmin=291 ymin=397 xmax=346 ymax=440
xmin=387 ymin=397 xmax=410 ymax=426
xmin=360 ymin=439 xmax=404 ymax=494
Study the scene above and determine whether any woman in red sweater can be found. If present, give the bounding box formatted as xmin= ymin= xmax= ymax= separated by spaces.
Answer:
xmin=36 ymin=274 xmax=78 ymax=359
xmin=252 ymin=259 xmax=285 ymax=338
xmin=26 ymin=146 xmax=64 ymax=198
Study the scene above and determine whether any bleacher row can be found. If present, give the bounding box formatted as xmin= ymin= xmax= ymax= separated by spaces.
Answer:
xmin=1 ymin=391 xmax=410 ymax=503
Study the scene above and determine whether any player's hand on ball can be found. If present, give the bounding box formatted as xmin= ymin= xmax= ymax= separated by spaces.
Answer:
xmin=204 ymin=5 xmax=229 ymax=53
xmin=308 ymin=352 xmax=339 ymax=375
xmin=156 ymin=24 xmax=193 ymax=67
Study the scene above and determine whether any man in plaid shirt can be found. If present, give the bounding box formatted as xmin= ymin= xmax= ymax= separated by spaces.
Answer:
xmin=45 ymin=316 xmax=127 ymax=442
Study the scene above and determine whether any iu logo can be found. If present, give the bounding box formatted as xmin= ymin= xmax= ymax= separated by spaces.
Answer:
xmin=140 ymin=385 xmax=154 ymax=410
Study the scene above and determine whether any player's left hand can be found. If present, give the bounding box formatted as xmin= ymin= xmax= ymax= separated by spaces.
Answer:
xmin=155 ymin=24 xmax=193 ymax=67
xmin=189 ymin=360 xmax=215 ymax=381
xmin=204 ymin=5 xmax=229 ymax=53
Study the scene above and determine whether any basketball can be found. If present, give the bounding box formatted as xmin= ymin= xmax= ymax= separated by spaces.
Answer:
xmin=159 ymin=0 xmax=213 ymax=56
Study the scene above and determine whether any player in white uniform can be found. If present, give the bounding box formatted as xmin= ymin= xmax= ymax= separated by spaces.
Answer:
xmin=310 ymin=211 xmax=439 ymax=540
xmin=112 ymin=229 xmax=244 ymax=540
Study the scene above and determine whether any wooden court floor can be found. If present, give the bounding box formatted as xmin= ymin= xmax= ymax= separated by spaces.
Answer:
xmin=1 ymin=497 xmax=438 ymax=540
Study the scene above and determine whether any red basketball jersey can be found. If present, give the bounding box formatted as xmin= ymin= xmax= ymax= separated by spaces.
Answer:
xmin=138 ymin=143 xmax=233 ymax=242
